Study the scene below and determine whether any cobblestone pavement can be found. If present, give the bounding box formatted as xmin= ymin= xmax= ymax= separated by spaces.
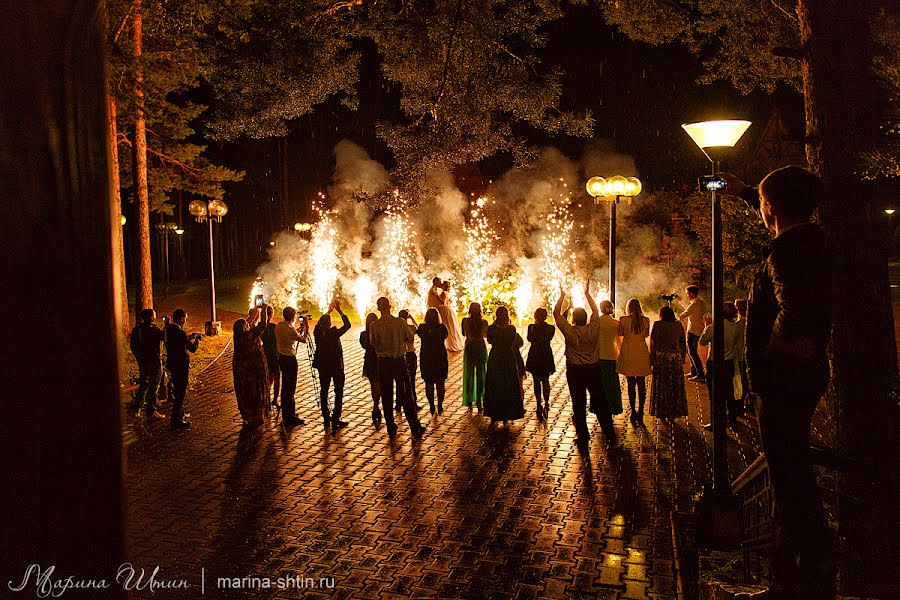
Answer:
xmin=125 ymin=327 xmax=767 ymax=599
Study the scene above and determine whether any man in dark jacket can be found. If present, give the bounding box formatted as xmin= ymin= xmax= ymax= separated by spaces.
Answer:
xmin=129 ymin=308 xmax=165 ymax=420
xmin=313 ymin=300 xmax=352 ymax=431
xmin=723 ymin=167 xmax=833 ymax=600
xmin=164 ymin=308 xmax=200 ymax=429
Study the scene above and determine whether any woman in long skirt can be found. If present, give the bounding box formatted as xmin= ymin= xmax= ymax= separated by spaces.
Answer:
xmin=417 ymin=308 xmax=449 ymax=414
xmin=525 ymin=307 xmax=555 ymax=421
xmin=233 ymin=307 xmax=270 ymax=429
xmin=461 ymin=302 xmax=488 ymax=410
xmin=594 ymin=300 xmax=623 ymax=418
xmin=485 ymin=306 xmax=526 ymax=426
xmin=617 ymin=298 xmax=651 ymax=424
xmin=649 ymin=305 xmax=688 ymax=425
xmin=360 ymin=312 xmax=382 ymax=425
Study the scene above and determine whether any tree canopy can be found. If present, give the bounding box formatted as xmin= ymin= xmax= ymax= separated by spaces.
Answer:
xmin=194 ymin=0 xmax=594 ymax=201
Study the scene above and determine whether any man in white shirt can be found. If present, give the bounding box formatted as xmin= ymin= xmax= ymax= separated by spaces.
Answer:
xmin=369 ymin=297 xmax=424 ymax=438
xmin=675 ymin=285 xmax=708 ymax=381
xmin=698 ymin=302 xmax=741 ymax=429
xmin=275 ymin=307 xmax=309 ymax=427
xmin=553 ymin=287 xmax=615 ymax=447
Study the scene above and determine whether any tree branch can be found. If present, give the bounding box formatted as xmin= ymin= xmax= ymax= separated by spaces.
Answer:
xmin=430 ymin=0 xmax=466 ymax=118
xmin=114 ymin=134 xmax=202 ymax=178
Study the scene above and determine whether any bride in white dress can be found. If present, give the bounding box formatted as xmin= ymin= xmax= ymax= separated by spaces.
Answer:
xmin=430 ymin=278 xmax=464 ymax=352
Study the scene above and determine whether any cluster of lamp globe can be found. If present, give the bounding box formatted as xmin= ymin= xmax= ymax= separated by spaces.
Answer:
xmin=188 ymin=199 xmax=229 ymax=222
xmin=585 ymin=175 xmax=642 ymax=202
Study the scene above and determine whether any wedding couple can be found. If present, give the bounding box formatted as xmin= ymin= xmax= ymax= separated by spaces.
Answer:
xmin=426 ymin=277 xmax=464 ymax=352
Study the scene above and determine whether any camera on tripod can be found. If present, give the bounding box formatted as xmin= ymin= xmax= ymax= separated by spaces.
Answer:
xmin=660 ymin=293 xmax=677 ymax=306
xmin=296 ymin=310 xmax=312 ymax=323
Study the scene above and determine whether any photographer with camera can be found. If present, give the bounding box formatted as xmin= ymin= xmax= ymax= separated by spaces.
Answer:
xmin=129 ymin=308 xmax=166 ymax=421
xmin=313 ymin=300 xmax=352 ymax=431
xmin=673 ymin=286 xmax=707 ymax=382
xmin=164 ymin=308 xmax=201 ymax=429
xmin=275 ymin=306 xmax=310 ymax=427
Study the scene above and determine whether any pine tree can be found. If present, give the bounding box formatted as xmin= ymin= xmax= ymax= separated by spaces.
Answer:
xmin=108 ymin=0 xmax=244 ymax=301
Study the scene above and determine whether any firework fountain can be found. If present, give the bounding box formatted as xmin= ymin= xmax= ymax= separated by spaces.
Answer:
xmin=250 ymin=141 xmax=647 ymax=324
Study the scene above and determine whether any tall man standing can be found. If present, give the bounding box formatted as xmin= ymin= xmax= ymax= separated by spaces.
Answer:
xmin=275 ymin=306 xmax=309 ymax=427
xmin=553 ymin=286 xmax=616 ymax=447
xmin=369 ymin=297 xmax=425 ymax=438
xmin=165 ymin=308 xmax=200 ymax=429
xmin=722 ymin=167 xmax=833 ymax=600
xmin=675 ymin=286 xmax=707 ymax=381
xmin=130 ymin=308 xmax=166 ymax=421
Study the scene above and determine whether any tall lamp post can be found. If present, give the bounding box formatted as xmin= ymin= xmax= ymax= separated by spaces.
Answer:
xmin=682 ymin=120 xmax=751 ymax=501
xmin=586 ymin=175 xmax=642 ymax=306
xmin=189 ymin=199 xmax=228 ymax=336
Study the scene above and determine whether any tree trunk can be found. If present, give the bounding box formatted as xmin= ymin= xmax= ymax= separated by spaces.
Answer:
xmin=106 ymin=84 xmax=130 ymax=338
xmin=280 ymin=135 xmax=290 ymax=229
xmin=132 ymin=0 xmax=152 ymax=311
xmin=0 ymin=0 xmax=127 ymax=591
xmin=797 ymin=1 xmax=897 ymax=595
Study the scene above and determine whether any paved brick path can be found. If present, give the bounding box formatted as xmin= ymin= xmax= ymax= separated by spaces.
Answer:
xmin=124 ymin=327 xmax=766 ymax=599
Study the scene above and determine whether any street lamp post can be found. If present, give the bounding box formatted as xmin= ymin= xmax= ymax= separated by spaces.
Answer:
xmin=586 ymin=175 xmax=642 ymax=306
xmin=682 ymin=120 xmax=751 ymax=499
xmin=189 ymin=199 xmax=229 ymax=336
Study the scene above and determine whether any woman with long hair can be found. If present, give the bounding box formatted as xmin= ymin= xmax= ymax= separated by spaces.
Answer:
xmin=360 ymin=312 xmax=382 ymax=426
xmin=417 ymin=308 xmax=449 ymax=414
xmin=233 ymin=306 xmax=270 ymax=429
xmin=436 ymin=280 xmax=465 ymax=352
xmin=461 ymin=302 xmax=489 ymax=410
xmin=649 ymin=305 xmax=688 ymax=425
xmin=617 ymin=298 xmax=651 ymax=424
xmin=525 ymin=307 xmax=555 ymax=421
xmin=485 ymin=306 xmax=526 ymax=426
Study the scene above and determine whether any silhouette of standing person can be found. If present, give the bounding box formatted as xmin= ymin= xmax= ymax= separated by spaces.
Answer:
xmin=313 ymin=300 xmax=352 ymax=431
xmin=369 ymin=297 xmax=425 ymax=438
xmin=484 ymin=306 xmax=526 ymax=427
xmin=417 ymin=308 xmax=448 ymax=414
xmin=360 ymin=312 xmax=382 ymax=426
xmin=525 ymin=308 xmax=555 ymax=421
xmin=722 ymin=167 xmax=833 ymax=600
xmin=461 ymin=303 xmax=489 ymax=411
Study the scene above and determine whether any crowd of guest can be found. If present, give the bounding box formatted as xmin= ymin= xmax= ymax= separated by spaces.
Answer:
xmin=129 ymin=287 xmax=755 ymax=444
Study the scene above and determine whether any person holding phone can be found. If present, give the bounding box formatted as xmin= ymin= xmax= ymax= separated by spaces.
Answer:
xmin=313 ymin=300 xmax=352 ymax=431
xmin=397 ymin=309 xmax=421 ymax=411
xmin=274 ymin=306 xmax=310 ymax=427
xmin=164 ymin=308 xmax=200 ymax=429
xmin=233 ymin=305 xmax=270 ymax=429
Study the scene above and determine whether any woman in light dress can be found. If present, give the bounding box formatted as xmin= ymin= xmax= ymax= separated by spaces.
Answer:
xmin=430 ymin=277 xmax=464 ymax=352
xmin=617 ymin=298 xmax=651 ymax=424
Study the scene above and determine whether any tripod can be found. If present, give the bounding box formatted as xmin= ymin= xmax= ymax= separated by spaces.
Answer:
xmin=297 ymin=331 xmax=320 ymax=408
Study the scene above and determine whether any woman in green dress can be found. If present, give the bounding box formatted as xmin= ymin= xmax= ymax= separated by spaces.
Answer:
xmin=484 ymin=306 xmax=526 ymax=426
xmin=461 ymin=302 xmax=488 ymax=410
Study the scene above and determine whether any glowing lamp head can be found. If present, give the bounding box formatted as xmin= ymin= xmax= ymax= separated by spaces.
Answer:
xmin=188 ymin=200 xmax=208 ymax=221
xmin=120 ymin=215 xmax=127 ymax=226
xmin=207 ymin=200 xmax=228 ymax=221
xmin=294 ymin=222 xmax=302 ymax=232
xmin=586 ymin=176 xmax=607 ymax=198
xmin=174 ymin=228 xmax=184 ymax=235
xmin=300 ymin=222 xmax=313 ymax=232
xmin=625 ymin=177 xmax=642 ymax=197
xmin=886 ymin=209 xmax=895 ymax=215
xmin=682 ymin=120 xmax=751 ymax=162
xmin=607 ymin=175 xmax=628 ymax=197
